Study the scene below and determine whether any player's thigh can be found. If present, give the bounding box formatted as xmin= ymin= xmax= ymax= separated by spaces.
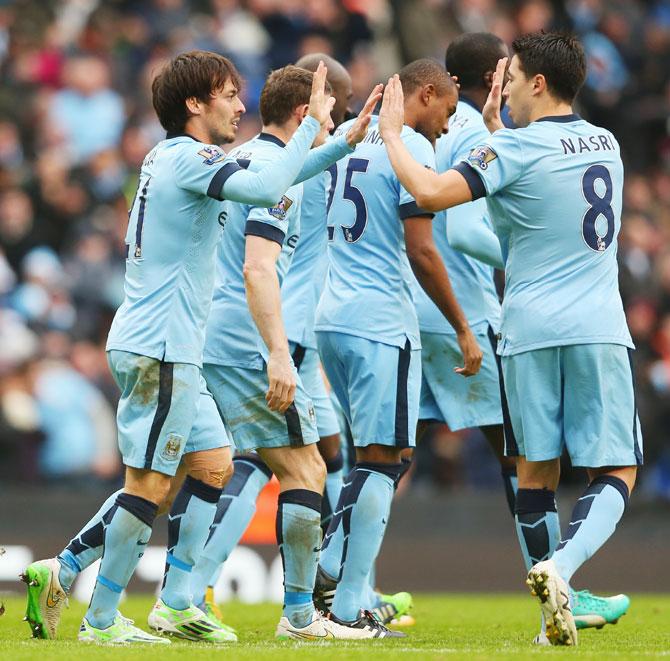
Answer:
xmin=323 ymin=333 xmax=421 ymax=449
xmin=108 ymin=350 xmax=200 ymax=477
xmin=501 ymin=348 xmax=563 ymax=462
xmin=257 ymin=443 xmax=325 ymax=493
xmin=291 ymin=342 xmax=341 ymax=439
xmin=420 ymin=331 xmax=502 ymax=431
xmin=202 ymin=362 xmax=319 ymax=453
xmin=315 ymin=331 xmax=352 ymax=425
xmin=563 ymin=344 xmax=643 ymax=468
xmin=182 ymin=376 xmax=233 ymax=483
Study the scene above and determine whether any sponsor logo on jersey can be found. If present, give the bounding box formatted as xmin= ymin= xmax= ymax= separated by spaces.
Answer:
xmin=198 ymin=146 xmax=227 ymax=165
xmin=467 ymin=144 xmax=498 ymax=170
xmin=268 ymin=195 xmax=293 ymax=220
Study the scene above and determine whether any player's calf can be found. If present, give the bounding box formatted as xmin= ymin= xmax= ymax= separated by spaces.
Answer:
xmin=259 ymin=445 xmax=325 ymax=631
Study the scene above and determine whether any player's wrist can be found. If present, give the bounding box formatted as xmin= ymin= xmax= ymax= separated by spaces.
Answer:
xmin=454 ymin=323 xmax=471 ymax=335
xmin=269 ymin=344 xmax=290 ymax=359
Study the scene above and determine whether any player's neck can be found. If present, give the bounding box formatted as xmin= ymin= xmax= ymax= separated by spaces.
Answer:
xmin=459 ymin=89 xmax=488 ymax=113
xmin=528 ymin=99 xmax=574 ymax=123
xmin=182 ymin=119 xmax=218 ymax=145
xmin=262 ymin=122 xmax=298 ymax=146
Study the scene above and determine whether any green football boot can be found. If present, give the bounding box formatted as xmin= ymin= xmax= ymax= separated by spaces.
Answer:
xmin=79 ymin=614 xmax=170 ymax=644
xmin=148 ymin=599 xmax=237 ymax=642
xmin=201 ymin=588 xmax=237 ymax=636
xmin=372 ymin=591 xmax=415 ymax=626
xmin=572 ymin=589 xmax=630 ymax=630
xmin=21 ymin=558 xmax=68 ymax=639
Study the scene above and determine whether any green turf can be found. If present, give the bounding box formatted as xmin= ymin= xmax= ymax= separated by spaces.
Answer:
xmin=0 ymin=594 xmax=669 ymax=659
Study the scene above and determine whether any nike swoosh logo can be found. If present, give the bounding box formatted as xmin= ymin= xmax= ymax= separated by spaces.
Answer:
xmin=46 ymin=575 xmax=61 ymax=608
xmin=293 ymin=630 xmax=335 ymax=640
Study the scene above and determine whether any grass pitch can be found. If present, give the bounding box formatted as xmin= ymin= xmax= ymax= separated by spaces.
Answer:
xmin=0 ymin=593 xmax=669 ymax=659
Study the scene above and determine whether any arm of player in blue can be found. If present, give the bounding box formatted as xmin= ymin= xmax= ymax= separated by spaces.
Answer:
xmin=293 ymin=133 xmax=353 ymax=184
xmin=183 ymin=116 xmax=318 ymax=207
xmin=446 ymin=202 xmax=504 ymax=269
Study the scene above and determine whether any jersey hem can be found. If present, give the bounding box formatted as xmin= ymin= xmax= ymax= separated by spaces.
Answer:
xmin=202 ymin=354 xmax=264 ymax=370
xmin=418 ymin=320 xmax=498 ymax=336
xmin=314 ymin=325 xmax=421 ymax=350
xmin=498 ymin=336 xmax=635 ymax=356
xmin=105 ymin=343 xmax=202 ymax=367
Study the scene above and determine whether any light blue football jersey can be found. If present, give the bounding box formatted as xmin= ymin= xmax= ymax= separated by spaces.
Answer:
xmin=106 ymin=135 xmax=244 ymax=366
xmin=281 ymin=172 xmax=329 ymax=350
xmin=203 ymin=133 xmax=303 ymax=369
xmin=454 ymin=114 xmax=633 ymax=355
xmin=315 ymin=117 xmax=435 ymax=349
xmin=412 ymin=99 xmax=501 ymax=335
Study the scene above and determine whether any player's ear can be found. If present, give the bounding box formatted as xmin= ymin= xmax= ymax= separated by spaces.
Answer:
xmin=532 ymin=74 xmax=546 ymax=97
xmin=421 ymin=83 xmax=436 ymax=106
xmin=296 ymin=103 xmax=309 ymax=122
xmin=185 ymin=96 xmax=202 ymax=116
xmin=483 ymin=70 xmax=495 ymax=89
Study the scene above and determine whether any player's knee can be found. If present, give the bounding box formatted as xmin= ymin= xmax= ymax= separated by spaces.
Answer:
xmin=356 ymin=444 xmax=402 ymax=464
xmin=184 ymin=447 xmax=232 ymax=489
xmin=294 ymin=450 xmax=326 ymax=492
xmin=317 ymin=434 xmax=341 ymax=462
xmin=125 ymin=467 xmax=172 ymax=506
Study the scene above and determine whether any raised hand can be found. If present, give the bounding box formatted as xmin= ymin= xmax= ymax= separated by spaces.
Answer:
xmin=379 ymin=74 xmax=405 ymax=140
xmin=344 ymin=83 xmax=383 ymax=146
xmin=307 ymin=60 xmax=336 ymax=128
xmin=482 ymin=56 xmax=507 ymax=134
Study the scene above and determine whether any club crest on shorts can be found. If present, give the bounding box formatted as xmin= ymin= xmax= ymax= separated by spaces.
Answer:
xmin=268 ymin=195 xmax=293 ymax=220
xmin=467 ymin=144 xmax=498 ymax=170
xmin=162 ymin=434 xmax=183 ymax=460
xmin=197 ymin=145 xmax=227 ymax=165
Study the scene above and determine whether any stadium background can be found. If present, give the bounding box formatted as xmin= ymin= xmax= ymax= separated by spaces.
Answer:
xmin=0 ymin=0 xmax=668 ymax=602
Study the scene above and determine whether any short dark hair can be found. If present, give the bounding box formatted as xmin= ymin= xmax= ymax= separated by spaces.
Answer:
xmin=399 ymin=58 xmax=456 ymax=98
xmin=259 ymin=65 xmax=331 ymax=126
xmin=512 ymin=32 xmax=586 ymax=103
xmin=152 ymin=50 xmax=242 ymax=133
xmin=445 ymin=32 xmax=506 ymax=90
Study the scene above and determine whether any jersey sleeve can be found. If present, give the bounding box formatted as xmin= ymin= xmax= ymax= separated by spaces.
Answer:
xmin=244 ymin=184 xmax=301 ymax=246
xmin=398 ymin=132 xmax=436 ymax=220
xmin=452 ymin=128 xmax=525 ymax=199
xmin=293 ymin=133 xmax=354 ymax=184
xmin=208 ymin=116 xmax=320 ymax=207
xmin=173 ymin=143 xmax=243 ymax=200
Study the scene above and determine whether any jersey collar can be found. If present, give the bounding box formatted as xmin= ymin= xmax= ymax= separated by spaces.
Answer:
xmin=165 ymin=131 xmax=200 ymax=141
xmin=459 ymin=94 xmax=481 ymax=114
xmin=535 ymin=113 xmax=581 ymax=123
xmin=258 ymin=132 xmax=286 ymax=148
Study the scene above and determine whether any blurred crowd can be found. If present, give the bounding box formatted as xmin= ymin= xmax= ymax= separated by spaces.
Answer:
xmin=0 ymin=0 xmax=669 ymax=499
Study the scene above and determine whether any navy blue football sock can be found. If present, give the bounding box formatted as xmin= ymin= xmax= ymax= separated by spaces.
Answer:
xmin=58 ymin=489 xmax=122 ymax=592
xmin=514 ymin=488 xmax=560 ymax=571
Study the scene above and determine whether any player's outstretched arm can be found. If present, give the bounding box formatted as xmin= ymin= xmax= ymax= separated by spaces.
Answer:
xmin=220 ymin=62 xmax=333 ymax=207
xmin=447 ymin=204 xmax=504 ymax=269
xmin=405 ymin=217 xmax=483 ymax=377
xmin=293 ymin=84 xmax=383 ymax=184
xmin=379 ymin=75 xmax=473 ymax=212
xmin=243 ymin=236 xmax=296 ymax=413
xmin=482 ymin=57 xmax=507 ymax=134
